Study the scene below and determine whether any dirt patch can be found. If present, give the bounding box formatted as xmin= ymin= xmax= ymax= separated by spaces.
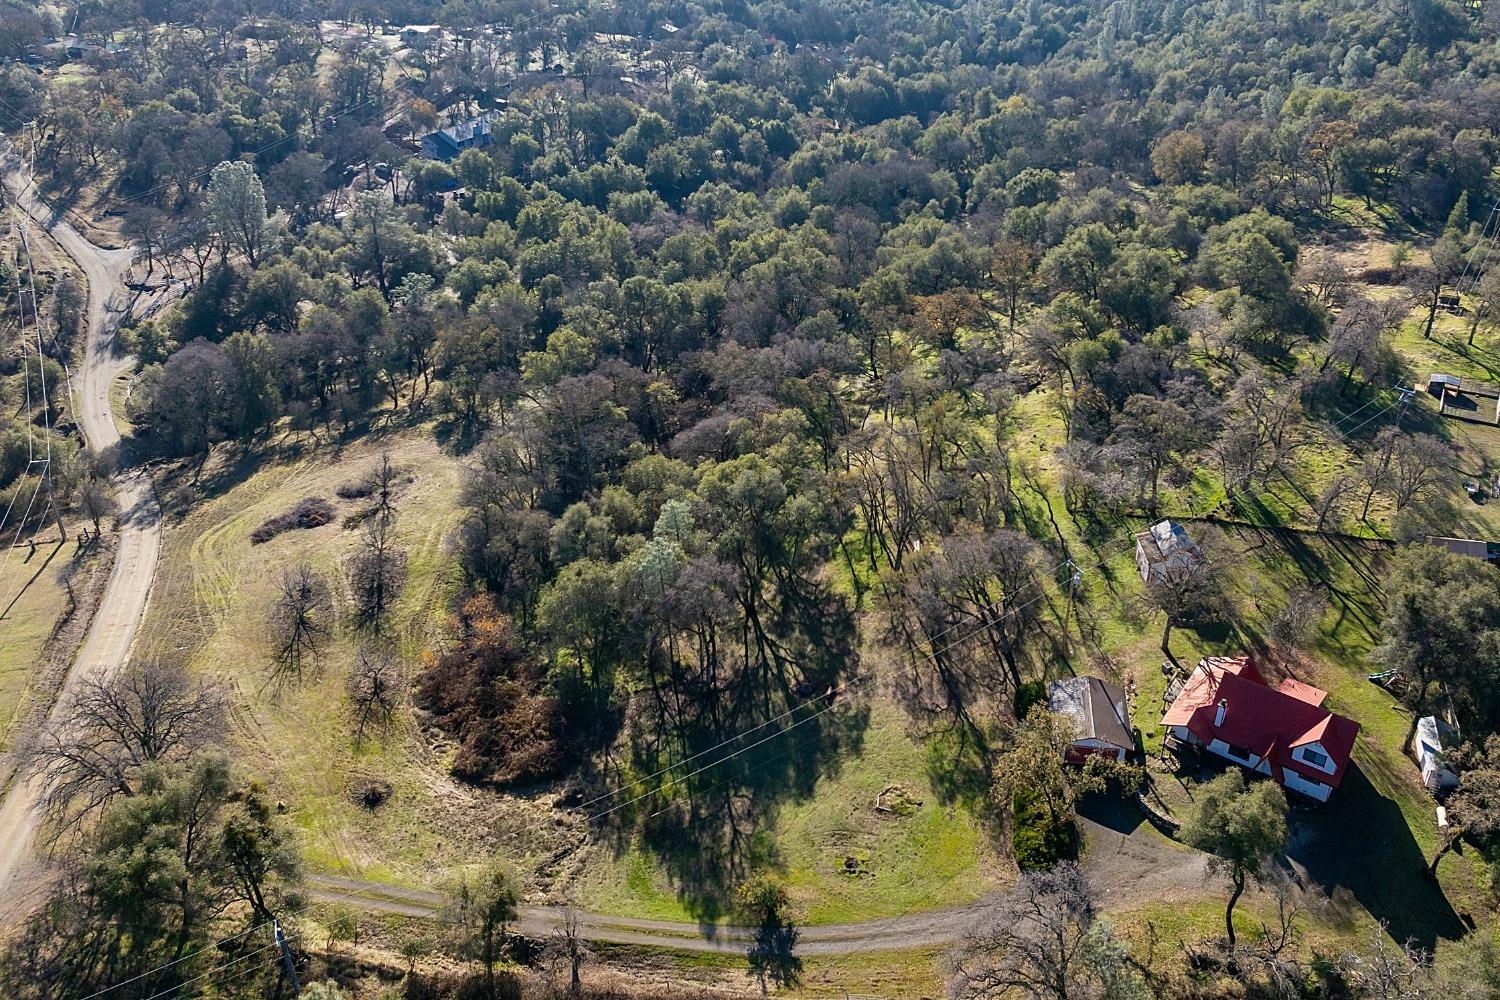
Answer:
xmin=311 ymin=939 xmax=760 ymax=1000
xmin=33 ymin=179 xmax=128 ymax=250
xmin=874 ymin=783 xmax=922 ymax=817
xmin=1079 ymin=812 xmax=1208 ymax=910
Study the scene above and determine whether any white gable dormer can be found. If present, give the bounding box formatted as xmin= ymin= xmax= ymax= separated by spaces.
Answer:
xmin=1291 ymin=741 xmax=1336 ymax=775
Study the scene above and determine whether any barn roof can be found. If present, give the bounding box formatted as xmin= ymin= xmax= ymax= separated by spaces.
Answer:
xmin=1049 ymin=676 xmax=1133 ymax=751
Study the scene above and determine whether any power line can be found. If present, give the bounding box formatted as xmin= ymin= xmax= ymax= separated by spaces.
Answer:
xmin=1328 ymin=399 xmax=1396 ymax=442
xmin=575 ymin=381 xmax=1419 ymax=826
xmin=67 ymin=533 xmax=1147 ymax=995
xmin=17 ymin=226 xmax=61 ymax=511
xmin=587 ymin=532 xmax=1143 ymax=825
xmin=574 ymin=384 xmax=1407 ymax=823
xmin=1455 ymin=201 xmax=1500 ymax=296
xmin=1324 ymin=393 xmax=1385 ymax=433
xmin=75 ymin=862 xmax=444 ymax=1000
xmin=135 ymin=940 xmax=281 ymax=1000
xmin=74 ymin=457 xmax=1393 ymax=995
xmin=0 ymin=223 xmax=68 ymax=614
xmin=578 ymin=526 xmax=1142 ymax=816
xmin=0 ymin=224 xmax=40 ymax=556
xmin=164 ymin=952 xmax=285 ymax=1000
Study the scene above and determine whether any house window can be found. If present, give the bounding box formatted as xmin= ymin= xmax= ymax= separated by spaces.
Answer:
xmin=1224 ymin=743 xmax=1253 ymax=761
xmin=1300 ymin=748 xmax=1329 ymax=769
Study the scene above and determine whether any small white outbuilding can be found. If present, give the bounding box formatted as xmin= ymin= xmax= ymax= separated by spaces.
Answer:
xmin=1415 ymin=715 xmax=1460 ymax=793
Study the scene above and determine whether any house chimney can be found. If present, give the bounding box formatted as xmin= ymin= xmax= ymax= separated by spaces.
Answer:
xmin=1214 ymin=699 xmax=1227 ymax=727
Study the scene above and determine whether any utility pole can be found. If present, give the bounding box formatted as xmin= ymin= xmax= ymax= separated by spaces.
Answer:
xmin=1392 ymin=384 xmax=1416 ymax=429
xmin=1061 ymin=559 xmax=1083 ymax=662
xmin=274 ymin=920 xmax=301 ymax=996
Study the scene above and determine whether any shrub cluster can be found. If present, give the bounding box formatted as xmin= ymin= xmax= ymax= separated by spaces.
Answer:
xmin=249 ymin=497 xmax=335 ymax=544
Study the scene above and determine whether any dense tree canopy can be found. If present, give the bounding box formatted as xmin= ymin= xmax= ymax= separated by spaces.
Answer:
xmin=6 ymin=0 xmax=1500 ymax=988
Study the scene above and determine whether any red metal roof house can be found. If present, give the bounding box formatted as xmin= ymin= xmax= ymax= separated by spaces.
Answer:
xmin=1161 ymin=656 xmax=1359 ymax=802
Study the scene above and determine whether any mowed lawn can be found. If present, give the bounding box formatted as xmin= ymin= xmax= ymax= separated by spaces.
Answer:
xmin=136 ymin=427 xmax=482 ymax=883
xmin=573 ymin=697 xmax=1008 ymax=926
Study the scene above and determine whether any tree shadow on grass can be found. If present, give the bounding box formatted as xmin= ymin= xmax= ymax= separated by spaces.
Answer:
xmin=923 ymin=720 xmax=996 ymax=816
xmin=1282 ymin=763 xmax=1463 ymax=951
xmin=152 ymin=414 xmax=427 ymax=520
xmin=1217 ymin=522 xmax=1389 ymax=651
xmin=431 ymin=414 xmax=487 ymax=455
xmin=611 ymin=697 xmax=871 ymax=927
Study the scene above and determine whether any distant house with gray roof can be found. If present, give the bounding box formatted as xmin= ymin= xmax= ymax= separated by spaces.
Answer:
xmin=420 ymin=112 xmax=499 ymax=161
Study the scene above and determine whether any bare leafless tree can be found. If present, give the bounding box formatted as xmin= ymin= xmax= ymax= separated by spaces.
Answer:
xmin=1298 ymin=246 xmax=1353 ymax=306
xmin=76 ymin=475 xmax=118 ymax=535
xmin=1386 ymin=432 xmax=1453 ymax=511
xmin=22 ymin=661 xmax=227 ymax=835
xmin=346 ymin=643 xmax=403 ymax=747
xmin=122 ymin=205 xmax=170 ymax=277
xmin=1143 ymin=531 xmax=1229 ymax=653
xmin=946 ymin=862 xmax=1146 ymax=1000
xmin=1264 ymin=586 xmax=1327 ymax=662
xmin=348 ymin=515 xmax=407 ymax=633
xmin=366 ymin=452 xmax=402 ymax=525
xmin=1215 ymin=371 xmax=1307 ymax=497
xmin=1338 ymin=922 xmax=1432 ymax=1000
xmin=543 ymin=906 xmax=592 ymax=998
xmin=268 ymin=563 xmax=331 ymax=685
xmin=1313 ymin=473 xmax=1359 ymax=533
xmin=1241 ymin=872 xmax=1305 ymax=999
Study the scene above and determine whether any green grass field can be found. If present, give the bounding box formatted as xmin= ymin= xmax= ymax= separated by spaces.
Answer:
xmin=0 ymin=537 xmax=73 ymax=749
xmin=137 ymin=426 xmax=1006 ymax=928
xmin=137 ymin=427 xmax=483 ymax=882
xmin=574 ymin=698 xmax=1007 ymax=926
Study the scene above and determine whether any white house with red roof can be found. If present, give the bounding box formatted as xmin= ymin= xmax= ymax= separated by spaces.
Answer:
xmin=1160 ymin=655 xmax=1360 ymax=802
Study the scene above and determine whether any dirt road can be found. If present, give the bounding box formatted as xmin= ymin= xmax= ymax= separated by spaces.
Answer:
xmin=0 ymin=150 xmax=160 ymax=902
xmin=307 ymin=873 xmax=1007 ymax=956
xmin=305 ymin=814 xmax=1207 ymax=954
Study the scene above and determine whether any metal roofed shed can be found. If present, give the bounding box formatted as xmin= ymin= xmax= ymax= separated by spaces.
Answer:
xmin=1428 ymin=373 xmax=1461 ymax=394
xmin=1415 ymin=716 xmax=1460 ymax=793
xmin=1424 ymin=535 xmax=1500 ymax=561
xmin=1048 ymin=676 xmax=1133 ymax=762
xmin=1135 ymin=519 xmax=1200 ymax=584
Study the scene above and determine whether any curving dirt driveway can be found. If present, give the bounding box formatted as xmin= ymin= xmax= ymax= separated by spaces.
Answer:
xmin=306 ymin=873 xmax=1006 ymax=956
xmin=306 ymin=813 xmax=1207 ymax=954
xmin=0 ymin=151 xmax=161 ymax=902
